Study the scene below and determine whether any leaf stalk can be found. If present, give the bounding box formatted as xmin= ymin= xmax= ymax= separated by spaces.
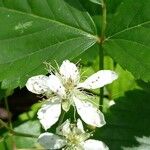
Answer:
xmin=99 ymin=0 xmax=107 ymax=110
xmin=0 ymin=119 xmax=38 ymax=138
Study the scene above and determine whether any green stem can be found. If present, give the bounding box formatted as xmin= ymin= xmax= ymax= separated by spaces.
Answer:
xmin=99 ymin=0 xmax=107 ymax=111
xmin=99 ymin=45 xmax=104 ymax=110
xmin=0 ymin=119 xmax=38 ymax=138
xmin=101 ymin=0 xmax=107 ymax=40
xmin=73 ymin=106 xmax=77 ymax=122
xmin=58 ymin=110 xmax=65 ymax=126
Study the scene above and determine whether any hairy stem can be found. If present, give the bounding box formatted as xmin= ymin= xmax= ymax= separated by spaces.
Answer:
xmin=99 ymin=0 xmax=107 ymax=111
xmin=0 ymin=119 xmax=38 ymax=138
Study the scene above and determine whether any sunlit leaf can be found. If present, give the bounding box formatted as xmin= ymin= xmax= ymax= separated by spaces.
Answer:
xmin=0 ymin=0 xmax=97 ymax=89
xmin=104 ymin=0 xmax=150 ymax=81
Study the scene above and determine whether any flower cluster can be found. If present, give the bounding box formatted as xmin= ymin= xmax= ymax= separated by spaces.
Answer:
xmin=26 ymin=60 xmax=118 ymax=150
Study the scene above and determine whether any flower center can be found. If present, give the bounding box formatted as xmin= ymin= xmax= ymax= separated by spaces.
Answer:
xmin=64 ymin=79 xmax=76 ymax=92
xmin=66 ymin=133 xmax=82 ymax=148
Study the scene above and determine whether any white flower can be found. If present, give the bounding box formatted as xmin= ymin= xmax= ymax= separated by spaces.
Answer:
xmin=26 ymin=60 xmax=118 ymax=130
xmin=38 ymin=119 xmax=109 ymax=150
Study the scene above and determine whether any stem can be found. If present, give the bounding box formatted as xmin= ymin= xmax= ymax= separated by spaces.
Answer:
xmin=101 ymin=0 xmax=107 ymax=40
xmin=0 ymin=119 xmax=38 ymax=138
xmin=4 ymin=97 xmax=13 ymax=129
xmin=4 ymin=96 xmax=16 ymax=150
xmin=99 ymin=0 xmax=107 ymax=111
xmin=99 ymin=45 xmax=104 ymax=110
xmin=73 ymin=106 xmax=77 ymax=122
xmin=58 ymin=110 xmax=65 ymax=126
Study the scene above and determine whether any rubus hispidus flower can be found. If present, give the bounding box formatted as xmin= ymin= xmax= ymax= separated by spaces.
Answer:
xmin=38 ymin=119 xmax=109 ymax=150
xmin=26 ymin=60 xmax=118 ymax=130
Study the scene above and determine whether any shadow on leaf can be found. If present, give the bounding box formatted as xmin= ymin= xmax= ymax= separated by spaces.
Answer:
xmin=95 ymin=89 xmax=150 ymax=150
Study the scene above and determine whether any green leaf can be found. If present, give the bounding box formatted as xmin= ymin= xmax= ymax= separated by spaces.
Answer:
xmin=106 ymin=0 xmax=123 ymax=14
xmin=0 ymin=0 xmax=97 ymax=89
xmin=88 ymin=0 xmax=102 ymax=5
xmin=74 ymin=43 xmax=99 ymax=64
xmin=96 ymin=90 xmax=150 ymax=150
xmin=136 ymin=80 xmax=150 ymax=93
xmin=104 ymin=0 xmax=150 ymax=81
xmin=0 ymin=120 xmax=40 ymax=149
xmin=108 ymin=64 xmax=138 ymax=99
xmin=14 ymin=121 xmax=40 ymax=148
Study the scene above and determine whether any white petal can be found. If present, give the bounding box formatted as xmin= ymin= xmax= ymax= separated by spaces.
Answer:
xmin=56 ymin=119 xmax=71 ymax=136
xmin=38 ymin=132 xmax=66 ymax=149
xmin=77 ymin=119 xmax=85 ymax=133
xmin=47 ymin=74 xmax=66 ymax=98
xmin=59 ymin=60 xmax=80 ymax=84
xmin=74 ymin=97 xmax=106 ymax=127
xmin=37 ymin=99 xmax=61 ymax=130
xmin=78 ymin=70 xmax=118 ymax=89
xmin=83 ymin=139 xmax=109 ymax=150
xmin=26 ymin=75 xmax=50 ymax=94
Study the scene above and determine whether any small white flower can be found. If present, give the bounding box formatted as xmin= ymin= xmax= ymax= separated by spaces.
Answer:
xmin=38 ymin=119 xmax=109 ymax=150
xmin=26 ymin=60 xmax=118 ymax=129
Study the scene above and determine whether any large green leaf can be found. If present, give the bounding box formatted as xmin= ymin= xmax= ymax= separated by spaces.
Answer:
xmin=104 ymin=0 xmax=150 ymax=81
xmin=95 ymin=90 xmax=150 ymax=150
xmin=0 ymin=0 xmax=97 ymax=89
